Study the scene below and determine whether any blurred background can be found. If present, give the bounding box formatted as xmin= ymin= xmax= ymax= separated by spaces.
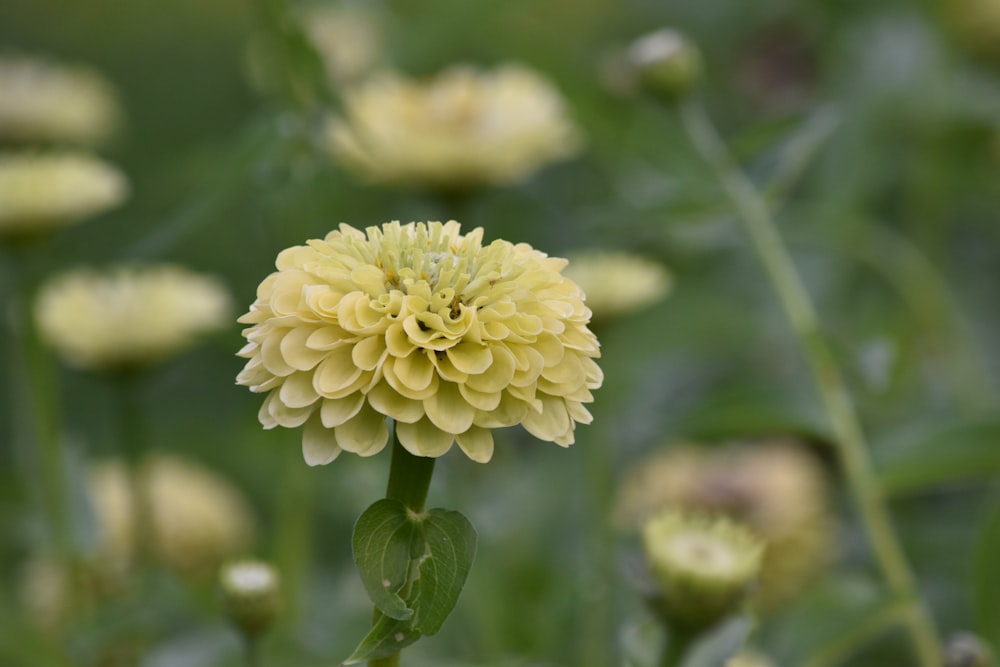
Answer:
xmin=1 ymin=0 xmax=999 ymax=665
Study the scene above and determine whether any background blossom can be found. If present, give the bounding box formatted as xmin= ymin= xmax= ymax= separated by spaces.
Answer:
xmin=35 ymin=263 xmax=232 ymax=370
xmin=324 ymin=65 xmax=581 ymax=190
xmin=238 ymin=220 xmax=602 ymax=464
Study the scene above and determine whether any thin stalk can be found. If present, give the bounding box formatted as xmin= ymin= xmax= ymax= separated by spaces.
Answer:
xmin=677 ymin=98 xmax=941 ymax=666
xmin=5 ymin=246 xmax=75 ymax=581
xmin=112 ymin=371 xmax=154 ymax=564
xmin=659 ymin=628 xmax=695 ymax=667
xmin=273 ymin=444 xmax=316 ymax=628
xmin=368 ymin=430 xmax=436 ymax=667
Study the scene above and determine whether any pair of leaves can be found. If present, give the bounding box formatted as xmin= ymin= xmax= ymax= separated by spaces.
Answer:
xmin=344 ymin=499 xmax=477 ymax=664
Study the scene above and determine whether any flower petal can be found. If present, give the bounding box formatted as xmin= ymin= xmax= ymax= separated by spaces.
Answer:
xmin=447 ymin=342 xmax=492 ymax=374
xmin=456 ymin=427 xmax=494 ymax=463
xmin=334 ymin=405 xmax=389 ymax=456
xmin=303 ymin=414 xmax=341 ymax=466
xmin=424 ymin=381 xmax=476 ymax=434
xmin=320 ymin=393 xmax=366 ymax=427
xmin=396 ymin=418 xmax=454 ymax=457
xmin=366 ymin=382 xmax=425 ymax=423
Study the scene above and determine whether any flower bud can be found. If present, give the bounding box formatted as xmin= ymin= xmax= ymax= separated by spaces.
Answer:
xmin=627 ymin=28 xmax=702 ymax=100
xmin=219 ymin=559 xmax=281 ymax=640
xmin=945 ymin=632 xmax=996 ymax=667
xmin=641 ymin=510 xmax=763 ymax=632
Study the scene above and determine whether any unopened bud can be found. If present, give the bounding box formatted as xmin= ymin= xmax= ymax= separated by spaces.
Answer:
xmin=627 ymin=28 xmax=702 ymax=100
xmin=219 ymin=559 xmax=281 ymax=640
xmin=945 ymin=632 xmax=995 ymax=667
xmin=641 ymin=510 xmax=762 ymax=632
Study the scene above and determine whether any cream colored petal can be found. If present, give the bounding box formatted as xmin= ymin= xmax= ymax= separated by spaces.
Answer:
xmin=352 ymin=335 xmax=387 ymax=371
xmin=313 ymin=346 xmax=362 ymax=396
xmin=465 ymin=345 xmax=515 ymax=393
xmin=278 ymin=371 xmax=320 ymax=408
xmin=383 ymin=360 xmax=440 ymax=400
xmin=457 ymin=383 xmax=502 ymax=411
xmin=267 ymin=395 xmax=315 ymax=428
xmin=393 ymin=350 xmax=435 ymax=391
xmin=334 ymin=405 xmax=388 ymax=456
xmin=385 ymin=321 xmax=415 ymax=357
xmin=566 ymin=400 xmax=594 ymax=425
xmin=396 ymin=418 xmax=454 ymax=457
xmin=366 ymin=382 xmax=425 ymax=423
xmin=522 ymin=396 xmax=571 ymax=443
xmin=306 ymin=325 xmax=350 ymax=350
xmin=456 ymin=427 xmax=494 ymax=463
xmin=279 ymin=326 xmax=325 ymax=370
xmin=319 ymin=393 xmax=366 ymax=427
xmin=429 ymin=350 xmax=468 ymax=383
xmin=303 ymin=413 xmax=341 ymax=466
xmin=474 ymin=391 xmax=529 ymax=428
xmin=423 ymin=381 xmax=476 ymax=434
xmin=446 ymin=342 xmax=492 ymax=374
xmin=261 ymin=331 xmax=296 ymax=376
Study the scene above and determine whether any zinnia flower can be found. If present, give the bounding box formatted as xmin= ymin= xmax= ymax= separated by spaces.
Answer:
xmin=563 ymin=250 xmax=672 ymax=321
xmin=237 ymin=220 xmax=602 ymax=465
xmin=300 ymin=4 xmax=382 ymax=85
xmin=35 ymin=263 xmax=232 ymax=370
xmin=616 ymin=439 xmax=834 ymax=611
xmin=324 ymin=65 xmax=581 ymax=190
xmin=219 ymin=559 xmax=282 ymax=639
xmin=89 ymin=454 xmax=256 ymax=577
xmin=0 ymin=152 xmax=127 ymax=239
xmin=0 ymin=56 xmax=120 ymax=146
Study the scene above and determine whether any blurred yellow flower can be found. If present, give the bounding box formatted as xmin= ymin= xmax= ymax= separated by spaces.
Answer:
xmin=90 ymin=454 xmax=255 ymax=577
xmin=324 ymin=65 xmax=581 ymax=190
xmin=0 ymin=152 xmax=127 ymax=239
xmin=726 ymin=651 xmax=776 ymax=667
xmin=945 ymin=0 xmax=1000 ymax=58
xmin=0 ymin=56 xmax=120 ymax=146
xmin=563 ymin=250 xmax=672 ymax=320
xmin=237 ymin=220 xmax=602 ymax=465
xmin=617 ymin=439 xmax=834 ymax=611
xmin=35 ymin=264 xmax=232 ymax=370
xmin=299 ymin=4 xmax=382 ymax=84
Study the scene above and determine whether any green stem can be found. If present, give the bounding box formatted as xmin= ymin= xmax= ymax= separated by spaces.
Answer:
xmin=4 ymin=246 xmax=75 ymax=580
xmin=802 ymin=601 xmax=906 ymax=667
xmin=659 ymin=628 xmax=695 ymax=667
xmin=273 ymin=444 xmax=316 ymax=628
xmin=368 ymin=429 xmax=436 ymax=667
xmin=112 ymin=371 xmax=154 ymax=564
xmin=678 ymin=98 xmax=942 ymax=666
xmin=244 ymin=635 xmax=261 ymax=667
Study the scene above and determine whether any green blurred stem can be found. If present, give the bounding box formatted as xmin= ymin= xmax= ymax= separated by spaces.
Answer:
xmin=678 ymin=98 xmax=942 ymax=666
xmin=369 ymin=430 xmax=436 ymax=667
xmin=244 ymin=634 xmax=261 ymax=667
xmin=802 ymin=601 xmax=906 ymax=667
xmin=6 ymin=247 xmax=75 ymax=579
xmin=273 ymin=444 xmax=316 ymax=628
xmin=659 ymin=628 xmax=695 ymax=667
xmin=112 ymin=370 xmax=154 ymax=563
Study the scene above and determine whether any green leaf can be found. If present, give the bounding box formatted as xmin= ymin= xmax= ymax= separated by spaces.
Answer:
xmin=973 ymin=487 xmax=1000 ymax=649
xmin=409 ymin=508 xmax=478 ymax=635
xmin=874 ymin=418 xmax=1000 ymax=496
xmin=341 ymin=613 xmax=421 ymax=665
xmin=352 ymin=498 xmax=421 ymax=621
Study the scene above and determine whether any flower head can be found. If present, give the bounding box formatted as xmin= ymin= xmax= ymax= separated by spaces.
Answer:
xmin=0 ymin=56 xmax=120 ymax=146
xmin=616 ymin=440 xmax=834 ymax=611
xmin=237 ymin=220 xmax=602 ymax=465
xmin=0 ymin=152 xmax=127 ymax=240
xmin=641 ymin=510 xmax=763 ymax=631
xmin=562 ymin=250 xmax=672 ymax=321
xmin=90 ymin=454 xmax=256 ymax=577
xmin=627 ymin=28 xmax=703 ymax=100
xmin=35 ymin=263 xmax=232 ymax=370
xmin=324 ymin=65 xmax=581 ymax=190
xmin=300 ymin=4 xmax=383 ymax=85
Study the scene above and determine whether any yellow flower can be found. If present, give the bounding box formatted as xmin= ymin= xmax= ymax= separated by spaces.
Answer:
xmin=237 ymin=220 xmax=602 ymax=465
xmin=0 ymin=56 xmax=120 ymax=146
xmin=0 ymin=152 xmax=127 ymax=239
xmin=324 ymin=65 xmax=581 ymax=190
xmin=35 ymin=263 xmax=232 ymax=370
xmin=89 ymin=454 xmax=256 ymax=577
xmin=219 ymin=559 xmax=282 ymax=638
xmin=616 ymin=440 xmax=834 ymax=611
xmin=642 ymin=510 xmax=763 ymax=631
xmin=563 ymin=250 xmax=672 ymax=321
xmin=299 ymin=4 xmax=382 ymax=85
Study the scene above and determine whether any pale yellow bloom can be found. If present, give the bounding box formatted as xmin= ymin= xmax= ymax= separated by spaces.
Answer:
xmin=642 ymin=510 xmax=763 ymax=630
xmin=563 ymin=250 xmax=671 ymax=320
xmin=90 ymin=454 xmax=255 ymax=577
xmin=324 ymin=65 xmax=581 ymax=190
xmin=237 ymin=220 xmax=602 ymax=465
xmin=946 ymin=0 xmax=1000 ymax=58
xmin=0 ymin=152 xmax=127 ymax=239
xmin=726 ymin=651 xmax=776 ymax=667
xmin=617 ymin=440 xmax=834 ymax=611
xmin=35 ymin=264 xmax=232 ymax=370
xmin=0 ymin=56 xmax=120 ymax=146
xmin=219 ymin=559 xmax=282 ymax=638
xmin=299 ymin=4 xmax=382 ymax=84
